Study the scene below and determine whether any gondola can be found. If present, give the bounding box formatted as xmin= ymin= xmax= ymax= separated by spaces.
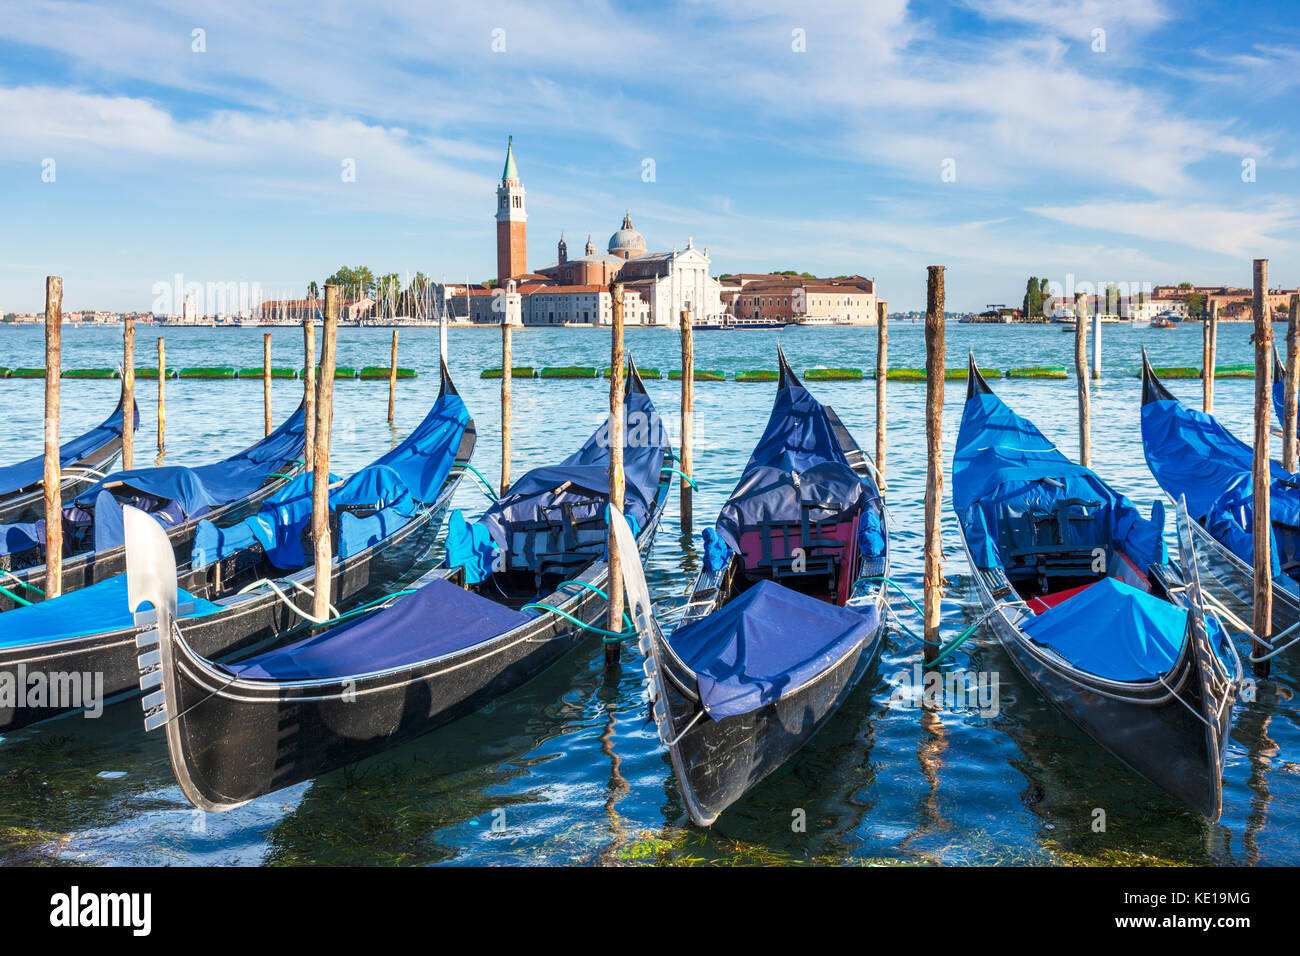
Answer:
xmin=957 ymin=354 xmax=1240 ymax=818
xmin=0 ymin=360 xmax=474 ymax=731
xmin=0 ymin=399 xmax=308 ymax=611
xmin=0 ymin=384 xmax=138 ymax=524
xmin=637 ymin=348 xmax=888 ymax=826
xmin=128 ymin=359 xmax=670 ymax=811
xmin=1141 ymin=351 xmax=1300 ymax=633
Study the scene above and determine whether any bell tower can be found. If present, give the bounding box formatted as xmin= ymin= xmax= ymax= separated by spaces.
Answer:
xmin=496 ymin=136 xmax=527 ymax=283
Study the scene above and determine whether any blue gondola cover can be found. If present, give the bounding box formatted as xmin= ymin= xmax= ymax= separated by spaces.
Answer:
xmin=1020 ymin=578 xmax=1191 ymax=682
xmin=0 ymin=573 xmax=219 ymax=649
xmin=192 ymin=391 xmax=470 ymax=570
xmin=468 ymin=387 xmax=665 ymax=566
xmin=668 ymin=579 xmax=880 ymax=719
xmin=957 ymin=386 xmax=1166 ymax=572
xmin=0 ymin=403 xmax=307 ymax=559
xmin=224 ymin=578 xmax=535 ymax=680
xmin=1142 ymin=390 xmax=1300 ymax=573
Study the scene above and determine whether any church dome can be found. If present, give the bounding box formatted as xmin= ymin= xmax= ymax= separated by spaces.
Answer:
xmin=607 ymin=213 xmax=646 ymax=258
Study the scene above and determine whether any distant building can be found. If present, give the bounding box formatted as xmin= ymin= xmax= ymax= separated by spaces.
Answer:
xmin=721 ymin=274 xmax=880 ymax=325
xmin=481 ymin=139 xmax=722 ymax=326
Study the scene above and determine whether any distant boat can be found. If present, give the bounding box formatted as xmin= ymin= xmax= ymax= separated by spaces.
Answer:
xmin=1151 ymin=313 xmax=1179 ymax=329
xmin=695 ymin=315 xmax=790 ymax=331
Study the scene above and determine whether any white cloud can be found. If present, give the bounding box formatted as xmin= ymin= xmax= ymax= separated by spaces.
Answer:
xmin=1028 ymin=199 xmax=1298 ymax=258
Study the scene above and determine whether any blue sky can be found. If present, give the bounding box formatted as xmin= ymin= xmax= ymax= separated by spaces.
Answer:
xmin=1 ymin=0 xmax=1297 ymax=312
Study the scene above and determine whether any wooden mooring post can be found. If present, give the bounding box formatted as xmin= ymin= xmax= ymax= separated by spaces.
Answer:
xmin=876 ymin=300 xmax=888 ymax=482
xmin=44 ymin=276 xmax=63 ymax=598
xmin=122 ymin=317 xmax=135 ymax=469
xmin=263 ymin=332 xmax=273 ymax=437
xmin=1252 ymin=259 xmax=1273 ymax=679
xmin=1285 ymin=293 xmax=1300 ymax=473
xmin=156 ymin=336 xmax=166 ymax=462
xmin=679 ymin=307 xmax=694 ymax=536
xmin=388 ymin=329 xmax=399 ymax=426
xmin=501 ymin=317 xmax=512 ymax=495
xmin=923 ymin=268 xmax=945 ymax=663
xmin=1091 ymin=308 xmax=1102 ymax=380
xmin=606 ymin=282 xmax=626 ymax=668
xmin=1074 ymin=292 xmax=1091 ymax=468
xmin=311 ymin=286 xmax=339 ymax=623
xmin=1204 ymin=302 xmax=1218 ymax=413
xmin=303 ymin=316 xmax=316 ymax=472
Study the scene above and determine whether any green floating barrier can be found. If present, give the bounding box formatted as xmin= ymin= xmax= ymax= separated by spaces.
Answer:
xmin=1006 ymin=366 xmax=1068 ymax=380
xmin=62 ymin=368 xmax=119 ymax=379
xmin=179 ymin=366 xmax=237 ymax=379
xmin=885 ymin=368 xmax=927 ymax=381
xmin=735 ymin=370 xmax=777 ymax=383
xmin=540 ymin=366 xmax=598 ymax=379
xmin=668 ymin=369 xmax=726 ymax=381
xmin=481 ymin=367 xmax=537 ymax=379
xmin=359 ymin=366 xmax=417 ymax=380
xmin=602 ymin=367 xmax=662 ymax=379
xmin=0 ymin=368 xmax=8 ymax=379
xmin=299 ymin=366 xmax=359 ymax=379
xmin=1215 ymin=364 xmax=1254 ymax=378
xmin=237 ymin=367 xmax=299 ymax=379
xmin=9 ymin=368 xmax=46 ymax=378
xmin=1142 ymin=366 xmax=1200 ymax=379
xmin=804 ymin=368 xmax=864 ymax=381
xmin=133 ymin=367 xmax=177 ymax=380
xmin=945 ymin=367 xmax=1001 ymax=381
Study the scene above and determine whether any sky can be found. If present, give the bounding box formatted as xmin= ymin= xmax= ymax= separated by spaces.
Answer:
xmin=1 ymin=0 xmax=1297 ymax=313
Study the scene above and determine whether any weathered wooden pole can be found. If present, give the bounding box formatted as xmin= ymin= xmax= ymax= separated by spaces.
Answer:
xmin=501 ymin=314 xmax=512 ymax=496
xmin=606 ymin=282 xmax=626 ymax=668
xmin=1073 ymin=291 xmax=1091 ymax=468
xmin=311 ymin=286 xmax=339 ymax=623
xmin=122 ymin=317 xmax=135 ymax=469
xmin=303 ymin=315 xmax=316 ymax=472
xmin=923 ymin=269 xmax=945 ymax=663
xmin=1091 ymin=308 xmax=1102 ymax=380
xmin=1252 ymin=259 xmax=1273 ymax=678
xmin=387 ymin=329 xmax=399 ymax=426
xmin=1285 ymin=293 xmax=1300 ymax=473
xmin=43 ymin=277 xmax=63 ymax=598
xmin=876 ymin=299 xmax=888 ymax=481
xmin=156 ymin=336 xmax=165 ymax=462
xmin=1201 ymin=303 xmax=1211 ymax=411
xmin=262 ymin=332 xmax=273 ymax=437
xmin=679 ymin=307 xmax=694 ymax=536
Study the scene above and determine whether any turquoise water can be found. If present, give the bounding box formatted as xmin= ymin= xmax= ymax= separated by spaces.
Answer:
xmin=0 ymin=321 xmax=1294 ymax=866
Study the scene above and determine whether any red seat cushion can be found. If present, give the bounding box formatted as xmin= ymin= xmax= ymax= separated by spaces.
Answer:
xmin=1026 ymin=582 xmax=1096 ymax=615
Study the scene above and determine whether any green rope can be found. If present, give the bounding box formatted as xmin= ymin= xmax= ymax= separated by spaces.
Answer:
xmin=307 ymin=588 xmax=418 ymax=630
xmin=269 ymin=472 xmax=296 ymax=480
xmin=865 ymin=574 xmax=980 ymax=661
xmin=462 ymin=463 xmax=500 ymax=501
xmin=663 ymin=467 xmax=698 ymax=490
xmin=0 ymin=572 xmax=44 ymax=597
xmin=520 ymin=601 xmax=638 ymax=641
xmin=0 ymin=583 xmax=33 ymax=607
xmin=865 ymin=575 xmax=925 ymax=620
